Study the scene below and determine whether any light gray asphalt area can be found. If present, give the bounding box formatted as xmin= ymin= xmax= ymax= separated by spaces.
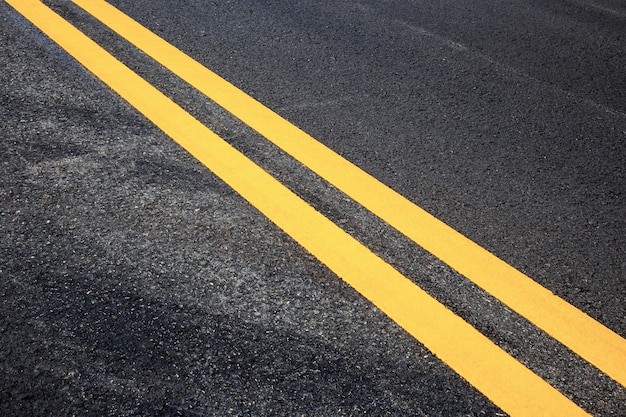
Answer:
xmin=1 ymin=0 xmax=625 ymax=416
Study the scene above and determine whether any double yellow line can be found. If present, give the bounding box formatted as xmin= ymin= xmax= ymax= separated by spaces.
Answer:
xmin=7 ymin=0 xmax=625 ymax=415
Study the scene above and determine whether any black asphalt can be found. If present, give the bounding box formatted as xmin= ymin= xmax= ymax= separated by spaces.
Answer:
xmin=1 ymin=0 xmax=625 ymax=415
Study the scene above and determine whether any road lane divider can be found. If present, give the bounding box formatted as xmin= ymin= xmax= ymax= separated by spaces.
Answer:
xmin=6 ymin=0 xmax=595 ymax=415
xmin=70 ymin=0 xmax=626 ymax=389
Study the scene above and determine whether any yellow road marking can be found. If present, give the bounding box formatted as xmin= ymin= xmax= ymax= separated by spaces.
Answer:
xmin=71 ymin=0 xmax=626 ymax=388
xmin=6 ymin=0 xmax=594 ymax=415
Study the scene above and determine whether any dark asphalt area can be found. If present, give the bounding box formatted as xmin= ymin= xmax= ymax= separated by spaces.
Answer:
xmin=1 ymin=0 xmax=625 ymax=415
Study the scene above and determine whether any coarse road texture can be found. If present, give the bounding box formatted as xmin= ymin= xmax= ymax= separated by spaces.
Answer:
xmin=1 ymin=0 xmax=625 ymax=416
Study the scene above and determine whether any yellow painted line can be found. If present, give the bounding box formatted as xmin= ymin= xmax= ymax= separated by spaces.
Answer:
xmin=6 ymin=0 xmax=593 ymax=415
xmin=71 ymin=0 xmax=626 ymax=388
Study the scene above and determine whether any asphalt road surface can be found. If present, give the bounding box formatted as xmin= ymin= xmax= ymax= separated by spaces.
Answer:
xmin=1 ymin=0 xmax=625 ymax=416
